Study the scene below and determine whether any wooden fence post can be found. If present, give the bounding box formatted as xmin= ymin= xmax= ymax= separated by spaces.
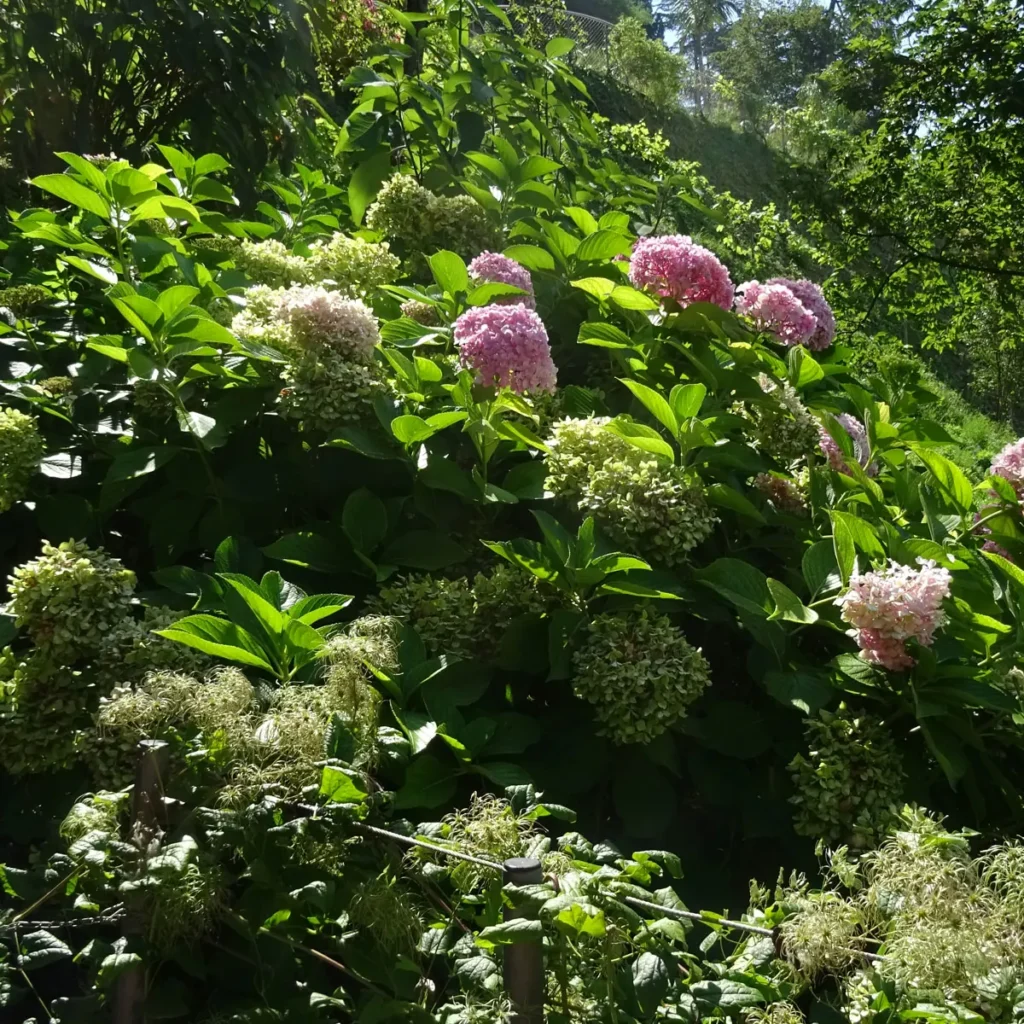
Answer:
xmin=502 ymin=856 xmax=545 ymax=1024
xmin=112 ymin=739 xmax=169 ymax=1024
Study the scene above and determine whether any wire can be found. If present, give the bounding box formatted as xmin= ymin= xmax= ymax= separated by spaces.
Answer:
xmin=356 ymin=823 xmax=505 ymax=873
xmin=622 ymin=896 xmax=774 ymax=937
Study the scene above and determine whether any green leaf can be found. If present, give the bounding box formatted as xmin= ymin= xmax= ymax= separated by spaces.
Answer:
xmin=503 ymin=244 xmax=554 ymax=271
xmin=393 ymin=754 xmax=458 ymax=809
xmin=908 ymin=443 xmax=974 ymax=512
xmin=30 ymin=174 xmax=111 ymax=220
xmin=95 ymin=952 xmax=143 ymax=988
xmin=497 ymin=420 xmax=550 ymax=452
xmin=604 ymin=419 xmax=675 ymax=462
xmin=325 ymin=425 xmax=402 ymax=460
xmin=696 ymin=559 xmax=771 ymax=617
xmin=342 ymin=488 xmax=388 ymax=553
xmin=263 ymin=532 xmax=348 ymax=573
xmin=767 ymin=578 xmax=819 ymax=623
xmin=428 ymin=250 xmax=470 ymax=295
xmin=381 ymin=531 xmax=468 ymax=570
xmin=563 ymin=206 xmax=599 ymax=235
xmin=707 ymin=483 xmax=765 ymax=523
xmin=155 ymin=614 xmax=275 ymax=672
xmin=633 ymin=951 xmax=670 ymax=1018
xmin=59 ymin=254 xmax=118 ymax=285
xmin=391 ymin=414 xmax=437 ymax=444
xmin=478 ymin=919 xmax=543 ymax=945
xmin=578 ymin=321 xmax=633 ymax=348
xmin=610 ymin=285 xmax=659 ymax=310
xmin=691 ymin=979 xmax=765 ymax=1013
xmin=802 ymin=540 xmax=841 ymax=597
xmin=832 ymin=514 xmax=856 ymax=584
xmin=18 ymin=931 xmax=72 ymax=970
xmin=105 ymin=445 xmax=179 ymax=482
xmin=618 ymin=378 xmax=677 ymax=434
xmin=545 ymin=36 xmax=575 ymax=57
xmin=764 ymin=671 xmax=835 ymax=714
xmin=289 ymin=593 xmax=353 ymax=626
xmin=130 ymin=194 xmax=200 ymax=224
xmin=576 ymin=229 xmax=631 ymax=262
xmin=349 ymin=146 xmax=392 ymax=226
xmin=571 ymin=277 xmax=615 ymax=300
xmin=519 ymin=154 xmax=562 ymax=180
xmin=319 ymin=765 xmax=368 ymax=803
xmin=829 ymin=510 xmax=885 ymax=561
xmin=789 ymin=345 xmax=824 ymax=389
xmin=669 ymin=382 xmax=707 ymax=419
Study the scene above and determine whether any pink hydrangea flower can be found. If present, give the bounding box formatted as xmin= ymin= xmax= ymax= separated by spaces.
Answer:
xmin=735 ymin=280 xmax=816 ymax=347
xmin=276 ymin=285 xmax=379 ymax=362
xmin=973 ymin=511 xmax=1014 ymax=561
xmin=768 ymin=277 xmax=836 ymax=351
xmin=468 ymin=252 xmax=535 ymax=309
xmin=628 ymin=235 xmax=734 ymax=310
xmin=454 ymin=303 xmax=557 ymax=394
xmin=818 ymin=413 xmax=877 ymax=477
xmin=990 ymin=438 xmax=1024 ymax=498
xmin=835 ymin=559 xmax=952 ymax=671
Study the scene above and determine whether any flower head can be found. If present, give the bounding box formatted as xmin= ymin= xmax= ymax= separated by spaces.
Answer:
xmin=835 ymin=559 xmax=952 ymax=671
xmin=0 ymin=408 xmax=44 ymax=511
xmin=736 ymin=280 xmax=817 ymax=347
xmin=276 ymin=286 xmax=379 ymax=362
xmin=769 ymin=277 xmax=836 ymax=351
xmin=454 ymin=303 xmax=556 ymax=393
xmin=628 ymin=234 xmax=734 ymax=310
xmin=753 ymin=473 xmax=807 ymax=515
xmin=307 ymin=233 xmax=400 ymax=295
xmin=468 ymin=251 xmax=535 ymax=308
xmin=990 ymin=438 xmax=1024 ymax=498
xmin=818 ymin=413 xmax=877 ymax=476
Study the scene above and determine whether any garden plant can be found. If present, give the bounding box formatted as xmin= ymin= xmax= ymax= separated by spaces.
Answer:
xmin=2 ymin=0 xmax=1024 ymax=1022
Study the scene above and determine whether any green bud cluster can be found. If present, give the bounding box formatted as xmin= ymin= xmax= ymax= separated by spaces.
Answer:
xmin=278 ymin=351 xmax=384 ymax=433
xmin=571 ymin=609 xmax=711 ymax=745
xmin=307 ymin=233 xmax=400 ymax=294
xmin=39 ymin=376 xmax=74 ymax=397
xmin=788 ymin=706 xmax=905 ymax=846
xmin=400 ymin=299 xmax=440 ymax=326
xmin=0 ymin=407 xmax=44 ymax=511
xmin=8 ymin=540 xmax=135 ymax=655
xmin=368 ymin=565 xmax=551 ymax=660
xmin=234 ymin=238 xmax=311 ymax=287
xmin=96 ymin=605 xmax=211 ymax=689
xmin=0 ymin=284 xmax=50 ymax=318
xmin=132 ymin=379 xmax=175 ymax=421
xmin=366 ymin=173 xmax=500 ymax=262
xmin=746 ymin=375 xmax=820 ymax=466
xmin=545 ymin=418 xmax=716 ymax=566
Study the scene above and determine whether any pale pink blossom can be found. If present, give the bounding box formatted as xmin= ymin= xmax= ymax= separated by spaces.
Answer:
xmin=990 ymin=438 xmax=1024 ymax=498
xmin=735 ymin=280 xmax=816 ymax=347
xmin=276 ymin=285 xmax=379 ymax=362
xmin=768 ymin=277 xmax=836 ymax=351
xmin=454 ymin=303 xmax=557 ymax=394
xmin=468 ymin=252 xmax=535 ymax=309
xmin=835 ymin=559 xmax=952 ymax=671
xmin=818 ymin=413 xmax=877 ymax=476
xmin=628 ymin=235 xmax=734 ymax=310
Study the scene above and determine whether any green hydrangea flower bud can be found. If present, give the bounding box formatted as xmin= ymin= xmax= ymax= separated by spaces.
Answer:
xmin=307 ymin=233 xmax=401 ymax=294
xmin=788 ymin=706 xmax=904 ymax=846
xmin=744 ymin=374 xmax=820 ymax=465
xmin=234 ymin=238 xmax=312 ymax=287
xmin=571 ymin=609 xmax=710 ymax=745
xmin=0 ymin=284 xmax=50 ymax=319
xmin=546 ymin=417 xmax=716 ymax=565
xmin=0 ymin=407 xmax=44 ymax=511
xmin=278 ymin=352 xmax=384 ymax=433
xmin=7 ymin=539 xmax=136 ymax=656
xmin=366 ymin=174 xmax=436 ymax=245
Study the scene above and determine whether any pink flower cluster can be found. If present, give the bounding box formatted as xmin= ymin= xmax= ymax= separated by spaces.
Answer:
xmin=735 ymin=281 xmax=817 ymax=347
xmin=768 ymin=277 xmax=836 ymax=351
xmin=818 ymin=413 xmax=877 ymax=477
xmin=628 ymin=235 xmax=735 ymax=310
xmin=468 ymin=252 xmax=535 ymax=309
xmin=990 ymin=438 xmax=1024 ymax=497
xmin=835 ymin=559 xmax=952 ymax=671
xmin=454 ymin=303 xmax=557 ymax=394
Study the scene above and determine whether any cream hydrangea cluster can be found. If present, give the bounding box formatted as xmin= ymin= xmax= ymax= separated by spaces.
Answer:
xmin=0 ymin=540 xmax=137 ymax=774
xmin=400 ymin=299 xmax=439 ymax=325
xmin=232 ymin=285 xmax=384 ymax=432
xmin=746 ymin=375 xmax=820 ymax=466
xmin=0 ymin=407 xmax=44 ymax=511
xmin=835 ymin=559 xmax=952 ymax=671
xmin=544 ymin=417 xmax=716 ymax=565
xmin=366 ymin=173 xmax=500 ymax=260
xmin=818 ymin=413 xmax=877 ymax=476
xmin=307 ymin=233 xmax=400 ymax=294
xmin=368 ymin=565 xmax=551 ymax=660
xmin=231 ymin=238 xmax=311 ymax=287
xmin=571 ymin=609 xmax=710 ymax=745
xmin=788 ymin=706 xmax=905 ymax=845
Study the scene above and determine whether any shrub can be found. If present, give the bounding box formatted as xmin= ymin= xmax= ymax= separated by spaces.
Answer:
xmin=608 ymin=17 xmax=686 ymax=109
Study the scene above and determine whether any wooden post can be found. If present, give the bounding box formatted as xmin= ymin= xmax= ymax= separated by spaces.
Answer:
xmin=502 ymin=857 xmax=544 ymax=1024
xmin=112 ymin=740 xmax=169 ymax=1024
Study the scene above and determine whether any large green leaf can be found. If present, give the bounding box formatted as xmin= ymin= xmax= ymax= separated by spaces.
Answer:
xmin=30 ymin=174 xmax=111 ymax=220
xmin=155 ymin=615 xmax=275 ymax=672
